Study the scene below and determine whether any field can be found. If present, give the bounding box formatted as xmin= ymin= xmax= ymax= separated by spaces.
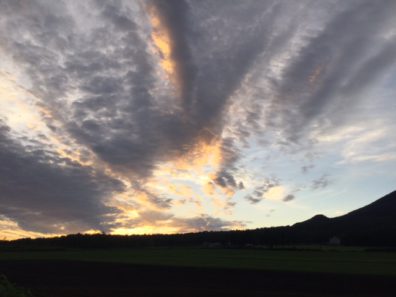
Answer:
xmin=2 ymin=247 xmax=396 ymax=276
xmin=1 ymin=248 xmax=396 ymax=296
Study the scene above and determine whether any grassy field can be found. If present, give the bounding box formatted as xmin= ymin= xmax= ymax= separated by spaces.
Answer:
xmin=1 ymin=248 xmax=396 ymax=276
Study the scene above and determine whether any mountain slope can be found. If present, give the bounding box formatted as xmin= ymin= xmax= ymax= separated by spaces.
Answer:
xmin=293 ymin=190 xmax=396 ymax=245
xmin=337 ymin=190 xmax=396 ymax=221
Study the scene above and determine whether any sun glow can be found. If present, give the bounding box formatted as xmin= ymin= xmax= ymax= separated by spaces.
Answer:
xmin=138 ymin=137 xmax=235 ymax=216
xmin=112 ymin=225 xmax=177 ymax=235
xmin=152 ymin=139 xmax=223 ymax=185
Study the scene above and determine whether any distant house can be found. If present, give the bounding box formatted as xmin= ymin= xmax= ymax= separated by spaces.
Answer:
xmin=328 ymin=236 xmax=341 ymax=245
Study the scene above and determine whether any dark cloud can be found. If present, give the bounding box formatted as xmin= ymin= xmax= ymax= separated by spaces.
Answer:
xmin=214 ymin=171 xmax=237 ymax=189
xmin=172 ymin=215 xmax=244 ymax=232
xmin=301 ymin=164 xmax=315 ymax=174
xmin=153 ymin=0 xmax=282 ymax=128
xmin=132 ymin=211 xmax=173 ymax=225
xmin=212 ymin=138 xmax=244 ymax=195
xmin=137 ymin=188 xmax=173 ymax=209
xmin=245 ymin=195 xmax=261 ymax=205
xmin=245 ymin=177 xmax=280 ymax=204
xmin=0 ymin=122 xmax=123 ymax=234
xmin=125 ymin=211 xmax=243 ymax=233
xmin=311 ymin=175 xmax=330 ymax=190
xmin=283 ymin=194 xmax=295 ymax=202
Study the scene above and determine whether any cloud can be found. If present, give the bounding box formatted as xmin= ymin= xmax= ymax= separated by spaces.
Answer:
xmin=316 ymin=121 xmax=396 ymax=164
xmin=172 ymin=215 xmax=245 ymax=232
xmin=282 ymin=194 xmax=295 ymax=202
xmin=245 ymin=177 xmax=280 ymax=204
xmin=0 ymin=122 xmax=124 ymax=234
xmin=266 ymin=0 xmax=396 ymax=144
xmin=245 ymin=195 xmax=262 ymax=205
xmin=0 ymin=0 xmax=395 ymax=236
xmin=311 ymin=175 xmax=330 ymax=190
xmin=301 ymin=164 xmax=315 ymax=174
xmin=122 ymin=210 xmax=244 ymax=233
xmin=0 ymin=0 xmax=277 ymax=182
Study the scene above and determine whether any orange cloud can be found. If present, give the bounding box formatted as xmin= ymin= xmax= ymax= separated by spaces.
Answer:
xmin=0 ymin=218 xmax=58 ymax=241
xmin=147 ymin=4 xmax=180 ymax=95
xmin=140 ymin=137 xmax=240 ymax=218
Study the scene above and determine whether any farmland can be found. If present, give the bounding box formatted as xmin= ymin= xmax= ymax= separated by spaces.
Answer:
xmin=1 ymin=247 xmax=396 ymax=276
xmin=1 ymin=248 xmax=396 ymax=297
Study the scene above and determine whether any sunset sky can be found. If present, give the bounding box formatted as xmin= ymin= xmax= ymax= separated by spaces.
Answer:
xmin=1 ymin=0 xmax=396 ymax=240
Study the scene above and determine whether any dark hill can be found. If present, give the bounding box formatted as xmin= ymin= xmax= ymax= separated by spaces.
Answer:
xmin=294 ymin=214 xmax=330 ymax=226
xmin=337 ymin=190 xmax=396 ymax=221
xmin=293 ymin=190 xmax=396 ymax=245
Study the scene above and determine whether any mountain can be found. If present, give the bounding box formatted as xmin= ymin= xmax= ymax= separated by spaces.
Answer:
xmin=336 ymin=190 xmax=396 ymax=222
xmin=292 ymin=190 xmax=396 ymax=245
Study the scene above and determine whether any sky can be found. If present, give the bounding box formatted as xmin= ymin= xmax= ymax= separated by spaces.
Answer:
xmin=0 ymin=0 xmax=396 ymax=240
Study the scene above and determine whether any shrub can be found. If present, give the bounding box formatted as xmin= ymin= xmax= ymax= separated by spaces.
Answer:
xmin=0 ymin=275 xmax=33 ymax=297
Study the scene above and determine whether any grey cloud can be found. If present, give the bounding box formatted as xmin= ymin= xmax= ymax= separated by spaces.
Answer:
xmin=212 ymin=138 xmax=244 ymax=195
xmin=245 ymin=177 xmax=280 ymax=204
xmin=2 ymin=1 xmax=395 ymax=169
xmin=140 ymin=189 xmax=173 ymax=209
xmin=0 ymin=122 xmax=124 ymax=234
xmin=214 ymin=171 xmax=237 ymax=189
xmin=1 ymin=1 xmax=191 ymax=180
xmin=172 ymin=215 xmax=244 ymax=232
xmin=0 ymin=0 xmax=352 ymax=185
xmin=125 ymin=211 xmax=243 ymax=233
xmin=301 ymin=164 xmax=315 ymax=174
xmin=153 ymin=0 xmax=281 ymax=128
xmin=134 ymin=211 xmax=173 ymax=224
xmin=283 ymin=194 xmax=295 ymax=202
xmin=311 ymin=175 xmax=330 ymax=190
xmin=245 ymin=195 xmax=261 ymax=205
xmin=2 ymin=0 xmax=184 ymax=179
xmin=269 ymin=0 xmax=396 ymax=143
xmin=266 ymin=209 xmax=276 ymax=218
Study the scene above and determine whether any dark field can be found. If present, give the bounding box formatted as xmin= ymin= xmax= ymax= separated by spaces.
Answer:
xmin=1 ymin=248 xmax=396 ymax=296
